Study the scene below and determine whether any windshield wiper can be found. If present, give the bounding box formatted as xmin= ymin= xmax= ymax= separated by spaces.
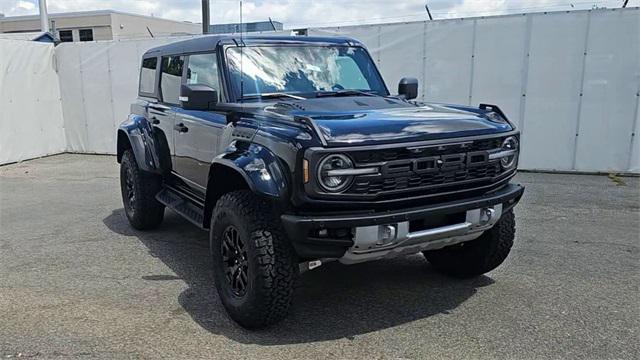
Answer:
xmin=242 ymin=92 xmax=306 ymax=101
xmin=315 ymin=90 xmax=378 ymax=98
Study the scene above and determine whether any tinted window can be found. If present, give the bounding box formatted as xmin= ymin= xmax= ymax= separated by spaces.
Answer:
xmin=160 ymin=56 xmax=184 ymax=105
xmin=79 ymin=29 xmax=93 ymax=41
xmin=187 ymin=53 xmax=220 ymax=99
xmin=59 ymin=30 xmax=72 ymax=42
xmin=139 ymin=57 xmax=157 ymax=95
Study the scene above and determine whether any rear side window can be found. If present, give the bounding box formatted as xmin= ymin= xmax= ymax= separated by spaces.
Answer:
xmin=187 ymin=53 xmax=220 ymax=99
xmin=160 ymin=56 xmax=185 ymax=105
xmin=139 ymin=57 xmax=157 ymax=96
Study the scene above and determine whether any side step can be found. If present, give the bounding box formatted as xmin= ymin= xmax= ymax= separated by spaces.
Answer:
xmin=156 ymin=187 xmax=205 ymax=229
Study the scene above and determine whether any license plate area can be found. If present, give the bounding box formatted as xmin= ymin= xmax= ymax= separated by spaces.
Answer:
xmin=409 ymin=211 xmax=466 ymax=233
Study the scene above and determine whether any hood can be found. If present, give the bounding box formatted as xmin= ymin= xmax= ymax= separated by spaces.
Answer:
xmin=269 ymin=96 xmax=513 ymax=147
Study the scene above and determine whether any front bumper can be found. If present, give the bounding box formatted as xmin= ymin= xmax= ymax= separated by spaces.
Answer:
xmin=281 ymin=183 xmax=524 ymax=261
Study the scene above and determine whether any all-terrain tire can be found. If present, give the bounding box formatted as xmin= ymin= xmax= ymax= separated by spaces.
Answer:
xmin=423 ymin=210 xmax=516 ymax=278
xmin=210 ymin=190 xmax=298 ymax=329
xmin=120 ymin=150 xmax=164 ymax=230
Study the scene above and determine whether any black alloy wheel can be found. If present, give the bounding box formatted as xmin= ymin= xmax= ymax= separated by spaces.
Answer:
xmin=123 ymin=163 xmax=136 ymax=212
xmin=221 ymin=225 xmax=249 ymax=297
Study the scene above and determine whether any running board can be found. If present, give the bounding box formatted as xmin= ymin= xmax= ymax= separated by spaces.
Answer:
xmin=156 ymin=187 xmax=205 ymax=229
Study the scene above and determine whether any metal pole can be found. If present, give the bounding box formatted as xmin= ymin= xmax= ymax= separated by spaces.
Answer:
xmin=39 ymin=0 xmax=50 ymax=33
xmin=425 ymin=3 xmax=433 ymax=21
xmin=622 ymin=0 xmax=629 ymax=8
xmin=202 ymin=0 xmax=210 ymax=34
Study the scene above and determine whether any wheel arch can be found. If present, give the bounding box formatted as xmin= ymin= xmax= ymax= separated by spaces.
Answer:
xmin=203 ymin=143 xmax=290 ymax=228
xmin=117 ymin=129 xmax=132 ymax=163
xmin=117 ymin=116 xmax=166 ymax=174
xmin=203 ymin=161 xmax=253 ymax=229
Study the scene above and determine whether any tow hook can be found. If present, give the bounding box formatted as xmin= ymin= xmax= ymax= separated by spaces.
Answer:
xmin=479 ymin=207 xmax=496 ymax=226
xmin=299 ymin=259 xmax=323 ymax=274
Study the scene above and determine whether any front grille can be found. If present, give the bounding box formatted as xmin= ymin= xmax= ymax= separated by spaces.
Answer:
xmin=351 ymin=161 xmax=502 ymax=195
xmin=341 ymin=136 xmax=511 ymax=198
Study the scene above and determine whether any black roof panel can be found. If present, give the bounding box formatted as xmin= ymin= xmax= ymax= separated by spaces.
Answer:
xmin=142 ymin=35 xmax=361 ymax=58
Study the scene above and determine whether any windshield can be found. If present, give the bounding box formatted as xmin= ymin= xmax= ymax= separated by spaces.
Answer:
xmin=225 ymin=45 xmax=388 ymax=100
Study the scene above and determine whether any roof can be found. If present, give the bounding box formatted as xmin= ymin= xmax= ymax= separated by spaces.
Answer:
xmin=0 ymin=10 xmax=197 ymax=25
xmin=143 ymin=35 xmax=361 ymax=57
xmin=0 ymin=31 xmax=55 ymax=42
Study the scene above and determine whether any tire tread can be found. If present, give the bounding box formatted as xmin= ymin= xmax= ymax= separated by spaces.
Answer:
xmin=211 ymin=190 xmax=297 ymax=328
xmin=423 ymin=210 xmax=516 ymax=278
xmin=120 ymin=150 xmax=164 ymax=230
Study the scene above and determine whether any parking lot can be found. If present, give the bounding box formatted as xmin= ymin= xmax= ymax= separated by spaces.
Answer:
xmin=1 ymin=154 xmax=638 ymax=359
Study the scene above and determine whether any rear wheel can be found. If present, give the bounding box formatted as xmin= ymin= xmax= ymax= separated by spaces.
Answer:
xmin=210 ymin=190 xmax=298 ymax=329
xmin=120 ymin=150 xmax=164 ymax=230
xmin=423 ymin=210 xmax=516 ymax=278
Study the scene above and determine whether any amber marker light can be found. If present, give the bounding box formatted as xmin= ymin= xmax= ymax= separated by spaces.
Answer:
xmin=303 ymin=159 xmax=310 ymax=183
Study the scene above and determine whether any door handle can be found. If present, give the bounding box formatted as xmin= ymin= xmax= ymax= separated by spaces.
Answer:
xmin=149 ymin=103 xmax=170 ymax=111
xmin=174 ymin=123 xmax=189 ymax=133
xmin=150 ymin=117 xmax=160 ymax=125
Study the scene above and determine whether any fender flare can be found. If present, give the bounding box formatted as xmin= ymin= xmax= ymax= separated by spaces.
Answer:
xmin=116 ymin=115 xmax=168 ymax=174
xmin=203 ymin=142 xmax=290 ymax=227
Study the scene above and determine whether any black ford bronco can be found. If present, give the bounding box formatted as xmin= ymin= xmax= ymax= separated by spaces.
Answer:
xmin=117 ymin=35 xmax=524 ymax=329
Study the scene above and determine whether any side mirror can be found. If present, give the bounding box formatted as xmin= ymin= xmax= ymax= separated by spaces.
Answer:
xmin=180 ymin=84 xmax=218 ymax=110
xmin=398 ymin=77 xmax=419 ymax=100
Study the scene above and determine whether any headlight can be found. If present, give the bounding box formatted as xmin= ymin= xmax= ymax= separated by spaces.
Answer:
xmin=317 ymin=154 xmax=354 ymax=192
xmin=500 ymin=136 xmax=519 ymax=169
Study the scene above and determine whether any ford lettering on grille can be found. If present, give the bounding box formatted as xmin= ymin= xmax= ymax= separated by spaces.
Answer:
xmin=380 ymin=151 xmax=490 ymax=177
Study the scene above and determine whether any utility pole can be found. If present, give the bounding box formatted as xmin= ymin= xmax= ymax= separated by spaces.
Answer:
xmin=425 ymin=3 xmax=434 ymax=21
xmin=39 ymin=0 xmax=50 ymax=33
xmin=202 ymin=0 xmax=210 ymax=34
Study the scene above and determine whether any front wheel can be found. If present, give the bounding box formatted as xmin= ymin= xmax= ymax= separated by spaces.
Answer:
xmin=210 ymin=190 xmax=298 ymax=329
xmin=423 ymin=210 xmax=516 ymax=278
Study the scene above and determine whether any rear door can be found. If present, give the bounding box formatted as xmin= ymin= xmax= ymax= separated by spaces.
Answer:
xmin=152 ymin=55 xmax=185 ymax=172
xmin=174 ymin=52 xmax=227 ymax=192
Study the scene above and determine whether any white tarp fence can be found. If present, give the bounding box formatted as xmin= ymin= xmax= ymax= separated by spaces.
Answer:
xmin=310 ymin=8 xmax=640 ymax=173
xmin=56 ymin=37 xmax=184 ymax=155
xmin=0 ymin=40 xmax=66 ymax=164
xmin=1 ymin=8 xmax=638 ymax=173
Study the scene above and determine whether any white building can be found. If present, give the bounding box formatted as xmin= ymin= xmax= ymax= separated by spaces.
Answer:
xmin=0 ymin=10 xmax=201 ymax=42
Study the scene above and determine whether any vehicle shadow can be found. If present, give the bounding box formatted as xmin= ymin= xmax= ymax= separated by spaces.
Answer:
xmin=103 ymin=208 xmax=494 ymax=345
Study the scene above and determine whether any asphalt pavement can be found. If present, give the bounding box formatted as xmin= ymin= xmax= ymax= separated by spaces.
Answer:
xmin=1 ymin=154 xmax=638 ymax=359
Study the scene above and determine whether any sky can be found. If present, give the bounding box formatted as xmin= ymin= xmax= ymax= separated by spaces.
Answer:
xmin=0 ymin=0 xmax=635 ymax=28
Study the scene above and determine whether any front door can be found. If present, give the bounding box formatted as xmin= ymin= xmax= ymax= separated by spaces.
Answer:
xmin=174 ymin=52 xmax=226 ymax=193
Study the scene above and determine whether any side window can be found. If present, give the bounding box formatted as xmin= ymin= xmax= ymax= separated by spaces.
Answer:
xmin=139 ymin=57 xmax=157 ymax=96
xmin=160 ymin=55 xmax=185 ymax=105
xmin=187 ymin=53 xmax=220 ymax=99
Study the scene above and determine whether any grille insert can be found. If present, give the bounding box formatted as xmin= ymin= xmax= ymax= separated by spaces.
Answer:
xmin=351 ymin=162 xmax=502 ymax=195
xmin=343 ymin=136 xmax=509 ymax=197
